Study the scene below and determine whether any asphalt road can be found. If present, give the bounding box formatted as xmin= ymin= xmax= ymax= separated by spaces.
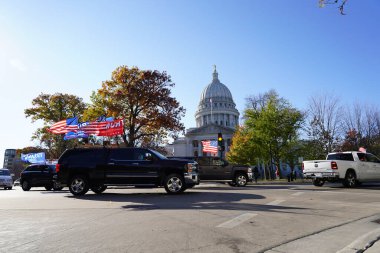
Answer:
xmin=1 ymin=181 xmax=380 ymax=253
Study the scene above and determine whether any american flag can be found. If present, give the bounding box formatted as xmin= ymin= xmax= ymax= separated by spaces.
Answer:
xmin=79 ymin=120 xmax=123 ymax=136
xmin=201 ymin=140 xmax=218 ymax=154
xmin=48 ymin=117 xmax=78 ymax=134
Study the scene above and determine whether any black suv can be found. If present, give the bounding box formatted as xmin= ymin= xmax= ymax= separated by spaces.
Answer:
xmin=55 ymin=147 xmax=199 ymax=196
xmin=21 ymin=164 xmax=64 ymax=191
xmin=169 ymin=156 xmax=252 ymax=186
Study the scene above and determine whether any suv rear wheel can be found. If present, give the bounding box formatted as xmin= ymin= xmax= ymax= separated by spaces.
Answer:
xmin=21 ymin=180 xmax=31 ymax=191
xmin=69 ymin=175 xmax=89 ymax=196
xmin=164 ymin=174 xmax=185 ymax=194
xmin=235 ymin=173 xmax=248 ymax=187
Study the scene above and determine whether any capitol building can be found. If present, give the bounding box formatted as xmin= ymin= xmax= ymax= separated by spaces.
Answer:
xmin=166 ymin=67 xmax=240 ymax=157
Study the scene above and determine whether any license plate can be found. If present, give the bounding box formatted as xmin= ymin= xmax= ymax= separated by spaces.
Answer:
xmin=315 ymin=173 xmax=322 ymax=177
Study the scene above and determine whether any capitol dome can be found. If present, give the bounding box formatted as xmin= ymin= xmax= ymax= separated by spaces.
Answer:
xmin=200 ymin=71 xmax=234 ymax=103
xmin=195 ymin=67 xmax=239 ymax=128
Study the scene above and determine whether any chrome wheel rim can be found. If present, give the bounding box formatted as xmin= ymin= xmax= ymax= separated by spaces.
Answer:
xmin=167 ymin=177 xmax=182 ymax=192
xmin=347 ymin=174 xmax=356 ymax=186
xmin=237 ymin=175 xmax=247 ymax=186
xmin=71 ymin=178 xmax=85 ymax=193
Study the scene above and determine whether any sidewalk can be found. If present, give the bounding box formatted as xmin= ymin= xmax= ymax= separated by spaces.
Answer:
xmin=264 ymin=214 xmax=380 ymax=253
xmin=249 ymin=178 xmax=312 ymax=185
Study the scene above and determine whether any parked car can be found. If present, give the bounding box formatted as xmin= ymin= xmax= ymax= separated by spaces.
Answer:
xmin=168 ymin=156 xmax=253 ymax=186
xmin=55 ymin=147 xmax=199 ymax=196
xmin=0 ymin=168 xmax=13 ymax=190
xmin=20 ymin=164 xmax=63 ymax=191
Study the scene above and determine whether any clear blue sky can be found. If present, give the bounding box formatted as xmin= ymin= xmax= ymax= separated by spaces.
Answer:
xmin=1 ymin=0 xmax=379 ymax=164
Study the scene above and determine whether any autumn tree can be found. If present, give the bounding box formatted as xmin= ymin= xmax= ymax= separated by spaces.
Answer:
xmin=24 ymin=93 xmax=87 ymax=158
xmin=228 ymin=90 xmax=304 ymax=178
xmin=89 ymin=66 xmax=186 ymax=147
xmin=227 ymin=126 xmax=256 ymax=165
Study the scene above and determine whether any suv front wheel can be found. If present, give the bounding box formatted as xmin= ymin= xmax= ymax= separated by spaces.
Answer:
xmin=164 ymin=174 xmax=185 ymax=194
xmin=235 ymin=173 xmax=248 ymax=187
xmin=69 ymin=175 xmax=89 ymax=196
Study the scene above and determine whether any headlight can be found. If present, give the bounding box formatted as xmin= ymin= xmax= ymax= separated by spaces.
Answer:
xmin=185 ymin=163 xmax=196 ymax=173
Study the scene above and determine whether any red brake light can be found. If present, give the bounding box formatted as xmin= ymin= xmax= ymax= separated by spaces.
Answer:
xmin=331 ymin=161 xmax=338 ymax=170
xmin=55 ymin=164 xmax=61 ymax=173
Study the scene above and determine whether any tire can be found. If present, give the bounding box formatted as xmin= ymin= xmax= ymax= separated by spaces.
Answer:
xmin=8 ymin=187 xmax=12 ymax=190
xmin=69 ymin=175 xmax=90 ymax=196
xmin=164 ymin=174 xmax=185 ymax=194
xmin=45 ymin=186 xmax=53 ymax=191
xmin=91 ymin=185 xmax=107 ymax=194
xmin=343 ymin=171 xmax=357 ymax=188
xmin=312 ymin=178 xmax=325 ymax=187
xmin=21 ymin=180 xmax=31 ymax=191
xmin=235 ymin=173 xmax=248 ymax=187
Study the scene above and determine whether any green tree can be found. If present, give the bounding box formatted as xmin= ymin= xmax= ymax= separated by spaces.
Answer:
xmin=89 ymin=66 xmax=186 ymax=147
xmin=228 ymin=90 xmax=304 ymax=178
xmin=24 ymin=93 xmax=87 ymax=158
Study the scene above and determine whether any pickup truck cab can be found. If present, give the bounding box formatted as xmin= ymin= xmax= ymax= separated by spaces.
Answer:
xmin=55 ymin=147 xmax=199 ymax=196
xmin=302 ymin=151 xmax=380 ymax=187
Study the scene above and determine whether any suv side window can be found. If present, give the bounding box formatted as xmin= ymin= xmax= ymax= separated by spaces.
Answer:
xmin=109 ymin=149 xmax=133 ymax=161
xmin=61 ymin=149 xmax=106 ymax=166
xmin=133 ymin=150 xmax=154 ymax=161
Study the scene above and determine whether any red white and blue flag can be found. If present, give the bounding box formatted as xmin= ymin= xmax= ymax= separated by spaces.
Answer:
xmin=201 ymin=140 xmax=218 ymax=154
xmin=49 ymin=117 xmax=124 ymax=137
xmin=48 ymin=117 xmax=78 ymax=134
xmin=79 ymin=119 xmax=124 ymax=136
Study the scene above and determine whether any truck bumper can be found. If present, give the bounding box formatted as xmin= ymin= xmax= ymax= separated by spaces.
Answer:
xmin=303 ymin=172 xmax=340 ymax=180
xmin=184 ymin=172 xmax=199 ymax=185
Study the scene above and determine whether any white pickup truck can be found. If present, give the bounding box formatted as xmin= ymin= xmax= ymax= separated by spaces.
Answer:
xmin=302 ymin=151 xmax=380 ymax=187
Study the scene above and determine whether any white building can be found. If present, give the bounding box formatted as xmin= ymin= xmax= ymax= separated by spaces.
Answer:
xmin=166 ymin=67 xmax=240 ymax=157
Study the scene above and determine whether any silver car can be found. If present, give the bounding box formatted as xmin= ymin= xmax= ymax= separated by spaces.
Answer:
xmin=0 ymin=169 xmax=13 ymax=190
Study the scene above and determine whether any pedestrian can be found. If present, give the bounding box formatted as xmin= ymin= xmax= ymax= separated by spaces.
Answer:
xmin=253 ymin=166 xmax=259 ymax=183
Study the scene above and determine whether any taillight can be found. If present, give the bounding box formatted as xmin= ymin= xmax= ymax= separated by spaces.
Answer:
xmin=331 ymin=161 xmax=338 ymax=170
xmin=55 ymin=164 xmax=61 ymax=173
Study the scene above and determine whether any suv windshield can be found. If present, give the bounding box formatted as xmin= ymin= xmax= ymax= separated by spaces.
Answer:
xmin=0 ymin=170 xmax=10 ymax=176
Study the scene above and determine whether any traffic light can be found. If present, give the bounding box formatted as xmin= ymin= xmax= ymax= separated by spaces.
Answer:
xmin=217 ymin=133 xmax=223 ymax=147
